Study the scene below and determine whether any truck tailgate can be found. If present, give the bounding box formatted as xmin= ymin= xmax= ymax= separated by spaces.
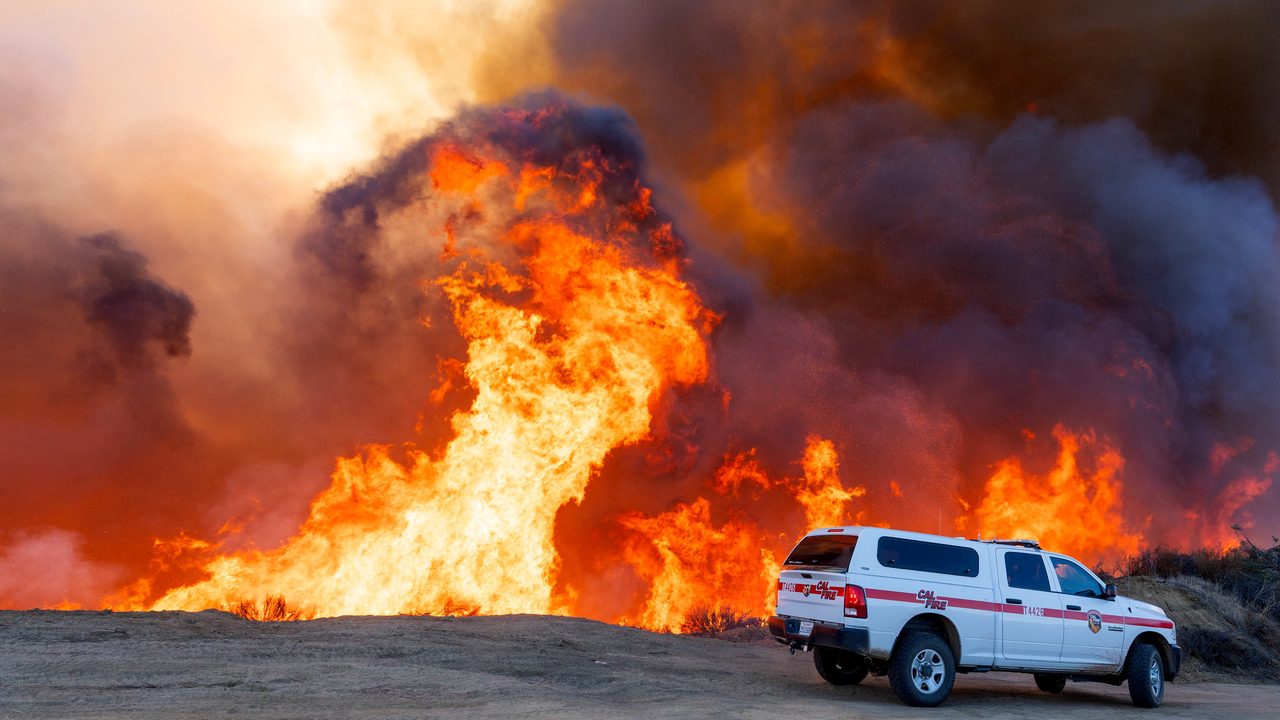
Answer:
xmin=777 ymin=569 xmax=848 ymax=624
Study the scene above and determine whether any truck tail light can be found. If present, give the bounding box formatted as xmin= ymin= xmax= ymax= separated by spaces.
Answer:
xmin=844 ymin=583 xmax=867 ymax=618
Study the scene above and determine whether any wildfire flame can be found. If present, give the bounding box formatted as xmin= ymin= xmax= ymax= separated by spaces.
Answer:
xmin=144 ymin=107 xmax=713 ymax=618
xmin=620 ymin=498 xmax=779 ymax=633
xmin=620 ymin=435 xmax=860 ymax=631
xmin=794 ymin=436 xmax=863 ymax=529
xmin=973 ymin=425 xmax=1143 ymax=564
xmin=94 ymin=100 xmax=1267 ymax=632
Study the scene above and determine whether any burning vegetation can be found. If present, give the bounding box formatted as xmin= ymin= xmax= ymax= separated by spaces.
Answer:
xmin=1 ymin=2 xmax=1279 ymax=631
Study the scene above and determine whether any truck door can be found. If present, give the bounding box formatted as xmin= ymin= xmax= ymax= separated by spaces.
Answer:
xmin=996 ymin=549 xmax=1065 ymax=667
xmin=1050 ymin=555 xmax=1124 ymax=668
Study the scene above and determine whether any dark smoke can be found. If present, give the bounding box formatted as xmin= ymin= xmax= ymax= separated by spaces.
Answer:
xmin=544 ymin=0 xmax=1280 ymax=543
xmin=0 ymin=215 xmax=207 ymax=605
xmin=77 ymin=232 xmax=195 ymax=366
xmin=883 ymin=0 xmax=1280 ymax=195
xmin=550 ymin=0 xmax=1280 ymax=195
xmin=0 ymin=217 xmax=195 ymax=414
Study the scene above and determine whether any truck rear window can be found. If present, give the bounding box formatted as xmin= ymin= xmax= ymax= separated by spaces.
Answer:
xmin=876 ymin=537 xmax=979 ymax=577
xmin=784 ymin=535 xmax=858 ymax=570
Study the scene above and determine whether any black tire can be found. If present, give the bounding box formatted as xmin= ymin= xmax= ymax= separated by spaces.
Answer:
xmin=813 ymin=646 xmax=869 ymax=686
xmin=888 ymin=631 xmax=956 ymax=707
xmin=1034 ymin=674 xmax=1067 ymax=693
xmin=1127 ymin=643 xmax=1165 ymax=708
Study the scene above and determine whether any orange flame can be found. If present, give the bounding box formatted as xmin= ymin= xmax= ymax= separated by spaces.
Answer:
xmin=620 ymin=435 xmax=860 ymax=631
xmin=138 ymin=112 xmax=713 ymax=618
xmin=974 ymin=425 xmax=1142 ymax=564
xmin=620 ymin=498 xmax=779 ymax=633
xmin=794 ymin=435 xmax=864 ymax=529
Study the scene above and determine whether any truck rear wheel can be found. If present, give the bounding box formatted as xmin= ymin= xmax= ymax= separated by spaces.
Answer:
xmin=813 ymin=646 xmax=868 ymax=686
xmin=1034 ymin=674 xmax=1066 ymax=693
xmin=888 ymin=631 xmax=955 ymax=707
xmin=1127 ymin=643 xmax=1165 ymax=708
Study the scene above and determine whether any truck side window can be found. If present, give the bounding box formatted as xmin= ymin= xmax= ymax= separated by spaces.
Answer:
xmin=1004 ymin=552 xmax=1051 ymax=592
xmin=875 ymin=537 xmax=979 ymax=576
xmin=1051 ymin=556 xmax=1104 ymax=597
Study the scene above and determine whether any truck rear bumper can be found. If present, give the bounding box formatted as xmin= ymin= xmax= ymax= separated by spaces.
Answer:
xmin=768 ymin=615 xmax=870 ymax=655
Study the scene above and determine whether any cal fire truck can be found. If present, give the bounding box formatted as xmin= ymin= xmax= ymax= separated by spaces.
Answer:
xmin=770 ymin=526 xmax=1180 ymax=708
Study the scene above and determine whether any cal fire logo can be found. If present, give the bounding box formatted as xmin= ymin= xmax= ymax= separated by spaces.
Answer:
xmin=782 ymin=581 xmax=840 ymax=601
xmin=917 ymin=589 xmax=949 ymax=610
xmin=804 ymin=581 xmax=840 ymax=601
xmin=1088 ymin=610 xmax=1103 ymax=634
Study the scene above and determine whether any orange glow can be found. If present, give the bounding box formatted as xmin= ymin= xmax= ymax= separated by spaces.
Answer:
xmin=1203 ymin=467 xmax=1274 ymax=550
xmin=973 ymin=425 xmax=1143 ymax=564
xmin=429 ymin=145 xmax=508 ymax=193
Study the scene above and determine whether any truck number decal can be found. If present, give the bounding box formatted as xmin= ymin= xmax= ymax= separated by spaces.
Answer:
xmin=1023 ymin=605 xmax=1045 ymax=617
xmin=917 ymin=589 xmax=949 ymax=610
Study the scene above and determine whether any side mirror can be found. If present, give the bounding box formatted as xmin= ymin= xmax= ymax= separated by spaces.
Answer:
xmin=1103 ymin=583 xmax=1117 ymax=600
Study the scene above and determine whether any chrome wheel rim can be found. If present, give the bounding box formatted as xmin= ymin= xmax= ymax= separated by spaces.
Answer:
xmin=911 ymin=648 xmax=946 ymax=694
xmin=1149 ymin=658 xmax=1162 ymax=695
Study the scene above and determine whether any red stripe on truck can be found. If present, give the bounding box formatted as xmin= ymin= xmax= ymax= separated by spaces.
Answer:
xmin=864 ymin=588 xmax=919 ymax=603
xmin=784 ymin=584 xmax=1173 ymax=629
xmin=1125 ymin=616 xmax=1175 ymax=629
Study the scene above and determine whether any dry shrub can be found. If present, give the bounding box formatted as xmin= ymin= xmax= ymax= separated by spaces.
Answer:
xmin=435 ymin=599 xmax=481 ymax=617
xmin=400 ymin=599 xmax=482 ymax=617
xmin=679 ymin=606 xmax=759 ymax=635
xmin=1125 ymin=533 xmax=1280 ymax=622
xmin=228 ymin=595 xmax=314 ymax=621
xmin=1126 ymin=546 xmax=1190 ymax=578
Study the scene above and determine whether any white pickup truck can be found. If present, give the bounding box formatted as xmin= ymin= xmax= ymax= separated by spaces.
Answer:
xmin=768 ymin=526 xmax=1180 ymax=708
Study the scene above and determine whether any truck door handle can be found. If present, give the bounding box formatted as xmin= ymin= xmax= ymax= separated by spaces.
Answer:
xmin=1066 ymin=604 xmax=1082 ymax=611
xmin=1005 ymin=598 xmax=1022 ymax=605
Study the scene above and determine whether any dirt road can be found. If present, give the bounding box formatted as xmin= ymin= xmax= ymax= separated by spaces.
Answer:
xmin=1 ymin=610 xmax=1274 ymax=719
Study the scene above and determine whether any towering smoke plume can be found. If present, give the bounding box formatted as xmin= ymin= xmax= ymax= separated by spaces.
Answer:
xmin=1 ymin=1 xmax=1277 ymax=622
xmin=538 ymin=0 xmax=1280 ymax=546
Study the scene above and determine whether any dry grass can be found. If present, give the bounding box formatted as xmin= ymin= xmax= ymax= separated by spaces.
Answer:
xmin=1118 ymin=575 xmax=1280 ymax=681
xmin=227 ymin=595 xmax=314 ymax=622
xmin=1124 ymin=532 xmax=1280 ymax=622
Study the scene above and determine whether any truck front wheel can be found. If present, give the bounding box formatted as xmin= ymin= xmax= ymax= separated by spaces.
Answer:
xmin=1127 ymin=643 xmax=1165 ymax=708
xmin=813 ymin=646 xmax=868 ymax=686
xmin=888 ymin=631 xmax=956 ymax=707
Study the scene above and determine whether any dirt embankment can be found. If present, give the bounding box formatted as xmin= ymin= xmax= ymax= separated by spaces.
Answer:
xmin=1115 ymin=575 xmax=1280 ymax=682
xmin=2 ymin=609 xmax=1278 ymax=720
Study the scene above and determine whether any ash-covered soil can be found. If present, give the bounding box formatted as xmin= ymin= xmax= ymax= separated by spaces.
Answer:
xmin=1 ymin=610 xmax=1276 ymax=719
